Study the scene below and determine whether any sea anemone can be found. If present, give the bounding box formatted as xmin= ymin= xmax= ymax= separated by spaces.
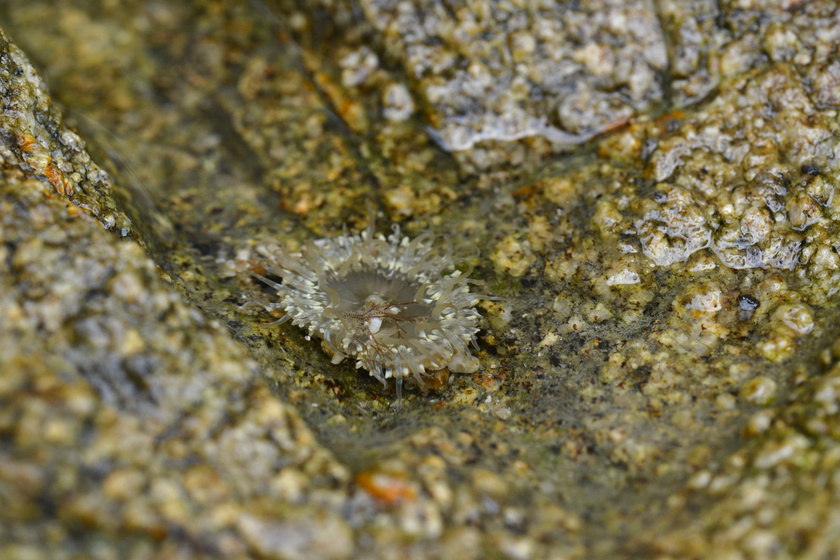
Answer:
xmin=253 ymin=223 xmax=482 ymax=400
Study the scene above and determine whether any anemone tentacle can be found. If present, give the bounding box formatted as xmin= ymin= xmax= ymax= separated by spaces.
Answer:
xmin=255 ymin=226 xmax=482 ymax=394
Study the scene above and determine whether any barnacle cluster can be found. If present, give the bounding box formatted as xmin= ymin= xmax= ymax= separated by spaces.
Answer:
xmin=253 ymin=224 xmax=482 ymax=399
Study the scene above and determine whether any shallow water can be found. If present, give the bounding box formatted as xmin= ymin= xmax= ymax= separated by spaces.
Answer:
xmin=5 ymin=0 xmax=840 ymax=557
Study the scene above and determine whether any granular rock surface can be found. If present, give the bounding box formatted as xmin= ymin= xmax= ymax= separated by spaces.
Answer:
xmin=3 ymin=1 xmax=840 ymax=559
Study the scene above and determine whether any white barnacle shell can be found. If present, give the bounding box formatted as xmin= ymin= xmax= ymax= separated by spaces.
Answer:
xmin=253 ymin=223 xmax=482 ymax=400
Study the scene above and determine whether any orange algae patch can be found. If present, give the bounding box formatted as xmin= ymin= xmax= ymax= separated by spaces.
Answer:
xmin=356 ymin=471 xmax=417 ymax=505
xmin=44 ymin=165 xmax=74 ymax=196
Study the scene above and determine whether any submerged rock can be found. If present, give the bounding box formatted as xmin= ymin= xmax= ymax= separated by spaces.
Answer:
xmin=3 ymin=1 xmax=840 ymax=558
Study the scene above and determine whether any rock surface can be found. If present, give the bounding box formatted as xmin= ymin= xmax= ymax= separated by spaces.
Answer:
xmin=2 ymin=1 xmax=840 ymax=558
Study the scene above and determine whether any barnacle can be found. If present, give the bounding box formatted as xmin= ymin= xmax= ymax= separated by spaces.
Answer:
xmin=253 ymin=223 xmax=482 ymax=400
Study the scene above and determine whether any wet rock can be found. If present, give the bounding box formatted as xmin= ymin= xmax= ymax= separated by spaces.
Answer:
xmin=0 ymin=28 xmax=132 ymax=235
xmin=359 ymin=0 xmax=667 ymax=170
xmin=0 ymin=26 xmax=351 ymax=560
xmin=4 ymin=1 xmax=840 ymax=559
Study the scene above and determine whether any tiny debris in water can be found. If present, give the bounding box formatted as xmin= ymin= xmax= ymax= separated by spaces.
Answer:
xmin=253 ymin=223 xmax=482 ymax=401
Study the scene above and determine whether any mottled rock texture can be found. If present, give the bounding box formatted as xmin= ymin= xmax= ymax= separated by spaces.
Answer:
xmin=3 ymin=1 xmax=840 ymax=558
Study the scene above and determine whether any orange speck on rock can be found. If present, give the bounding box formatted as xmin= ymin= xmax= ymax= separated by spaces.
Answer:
xmin=477 ymin=373 xmax=502 ymax=393
xmin=423 ymin=368 xmax=450 ymax=392
xmin=599 ymin=114 xmax=631 ymax=134
xmin=250 ymin=262 xmax=269 ymax=277
xmin=512 ymin=183 xmax=540 ymax=202
xmin=44 ymin=165 xmax=74 ymax=196
xmin=19 ymin=134 xmax=38 ymax=151
xmin=656 ymin=109 xmax=685 ymax=122
xmin=597 ymin=122 xmax=644 ymax=160
xmin=356 ymin=471 xmax=417 ymax=506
